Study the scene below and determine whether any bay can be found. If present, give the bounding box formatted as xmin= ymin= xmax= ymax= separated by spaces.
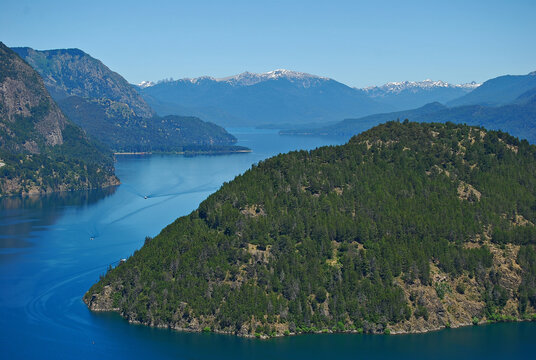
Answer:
xmin=0 ymin=129 xmax=534 ymax=359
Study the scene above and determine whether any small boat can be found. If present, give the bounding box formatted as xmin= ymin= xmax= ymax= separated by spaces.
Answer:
xmin=90 ymin=237 xmax=94 ymax=241
xmin=144 ymin=195 xmax=148 ymax=199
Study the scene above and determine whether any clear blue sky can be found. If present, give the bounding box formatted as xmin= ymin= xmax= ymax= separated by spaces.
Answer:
xmin=1 ymin=0 xmax=534 ymax=87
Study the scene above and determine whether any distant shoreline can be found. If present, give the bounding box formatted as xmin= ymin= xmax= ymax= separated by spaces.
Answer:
xmin=114 ymin=149 xmax=252 ymax=156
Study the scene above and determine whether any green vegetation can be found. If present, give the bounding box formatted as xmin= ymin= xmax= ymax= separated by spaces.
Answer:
xmin=86 ymin=121 xmax=536 ymax=337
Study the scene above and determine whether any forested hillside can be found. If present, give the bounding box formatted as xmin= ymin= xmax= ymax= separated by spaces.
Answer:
xmin=85 ymin=121 xmax=536 ymax=337
xmin=58 ymin=96 xmax=243 ymax=153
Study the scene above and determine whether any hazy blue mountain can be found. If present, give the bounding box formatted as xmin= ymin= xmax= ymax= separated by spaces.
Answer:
xmin=286 ymin=94 xmax=536 ymax=144
xmin=363 ymin=80 xmax=479 ymax=110
xmin=282 ymin=102 xmax=447 ymax=136
xmin=447 ymin=71 xmax=536 ymax=107
xmin=139 ymin=70 xmax=391 ymax=127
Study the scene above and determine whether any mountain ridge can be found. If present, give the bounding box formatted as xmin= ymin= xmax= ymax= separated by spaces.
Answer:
xmin=12 ymin=47 xmax=154 ymax=118
xmin=447 ymin=71 xmax=536 ymax=107
xmin=139 ymin=70 xmax=485 ymax=125
xmin=139 ymin=70 xmax=390 ymax=127
xmin=282 ymin=71 xmax=536 ymax=144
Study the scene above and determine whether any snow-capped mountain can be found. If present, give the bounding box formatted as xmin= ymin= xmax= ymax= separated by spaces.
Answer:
xmin=218 ymin=69 xmax=329 ymax=87
xmin=171 ymin=69 xmax=330 ymax=88
xmin=360 ymin=79 xmax=481 ymax=111
xmin=138 ymin=69 xmax=492 ymax=127
xmin=139 ymin=69 xmax=388 ymax=127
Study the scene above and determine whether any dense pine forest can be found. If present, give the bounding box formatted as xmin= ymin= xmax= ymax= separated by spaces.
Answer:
xmin=85 ymin=121 xmax=536 ymax=337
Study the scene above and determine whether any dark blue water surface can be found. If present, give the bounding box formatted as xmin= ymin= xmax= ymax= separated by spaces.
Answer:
xmin=1 ymin=129 xmax=534 ymax=359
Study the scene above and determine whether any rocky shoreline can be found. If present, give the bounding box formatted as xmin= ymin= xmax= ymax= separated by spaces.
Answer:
xmin=84 ymin=240 xmax=535 ymax=339
xmin=0 ymin=174 xmax=120 ymax=197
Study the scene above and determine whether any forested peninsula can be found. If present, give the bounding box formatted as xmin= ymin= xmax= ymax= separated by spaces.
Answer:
xmin=85 ymin=121 xmax=536 ymax=338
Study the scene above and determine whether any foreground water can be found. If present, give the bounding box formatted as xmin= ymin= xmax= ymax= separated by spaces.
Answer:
xmin=1 ymin=129 xmax=534 ymax=359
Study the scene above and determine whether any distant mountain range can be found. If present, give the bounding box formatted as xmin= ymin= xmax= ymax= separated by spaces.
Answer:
xmin=139 ymin=70 xmax=390 ymax=127
xmin=0 ymin=42 xmax=118 ymax=196
xmin=13 ymin=44 xmax=533 ymax=150
xmin=13 ymin=47 xmax=245 ymax=153
xmin=283 ymin=71 xmax=536 ymax=144
xmin=138 ymin=70 xmax=482 ymax=127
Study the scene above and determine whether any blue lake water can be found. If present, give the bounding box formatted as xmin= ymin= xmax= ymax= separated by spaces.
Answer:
xmin=1 ymin=129 xmax=535 ymax=359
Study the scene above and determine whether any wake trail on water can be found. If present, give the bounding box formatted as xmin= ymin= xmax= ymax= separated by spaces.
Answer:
xmin=23 ymin=181 xmax=221 ymax=330
xmin=25 ymin=259 xmax=122 ymax=332
xmin=108 ymin=185 xmax=218 ymax=226
xmin=147 ymin=183 xmax=216 ymax=199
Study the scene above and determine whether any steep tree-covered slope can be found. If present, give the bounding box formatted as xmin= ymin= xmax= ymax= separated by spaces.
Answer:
xmin=85 ymin=121 xmax=536 ymax=338
xmin=0 ymin=42 xmax=118 ymax=196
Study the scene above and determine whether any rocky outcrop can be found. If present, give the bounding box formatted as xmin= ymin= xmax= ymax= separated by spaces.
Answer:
xmin=390 ymin=242 xmax=527 ymax=334
xmin=86 ymin=285 xmax=120 ymax=312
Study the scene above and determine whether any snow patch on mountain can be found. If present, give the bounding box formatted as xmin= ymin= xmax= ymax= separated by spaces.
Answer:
xmin=138 ymin=80 xmax=155 ymax=88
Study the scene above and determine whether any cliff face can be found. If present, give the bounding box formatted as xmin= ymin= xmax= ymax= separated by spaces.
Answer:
xmin=85 ymin=122 xmax=536 ymax=338
xmin=0 ymin=42 xmax=119 ymax=196
xmin=12 ymin=47 xmax=154 ymax=118
xmin=0 ymin=45 xmax=66 ymax=150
